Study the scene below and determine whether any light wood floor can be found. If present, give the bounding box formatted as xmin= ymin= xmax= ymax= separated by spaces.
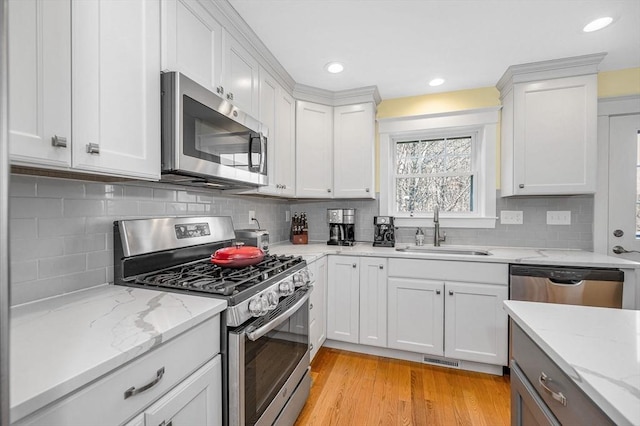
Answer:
xmin=295 ymin=347 xmax=511 ymax=426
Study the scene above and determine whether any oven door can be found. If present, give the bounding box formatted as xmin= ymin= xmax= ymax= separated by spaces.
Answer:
xmin=229 ymin=289 xmax=311 ymax=426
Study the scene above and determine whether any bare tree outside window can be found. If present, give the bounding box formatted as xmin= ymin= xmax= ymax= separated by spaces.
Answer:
xmin=395 ymin=136 xmax=475 ymax=214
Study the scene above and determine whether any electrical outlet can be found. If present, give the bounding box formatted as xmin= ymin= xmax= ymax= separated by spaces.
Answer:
xmin=500 ymin=210 xmax=523 ymax=225
xmin=249 ymin=210 xmax=256 ymax=222
xmin=547 ymin=211 xmax=571 ymax=225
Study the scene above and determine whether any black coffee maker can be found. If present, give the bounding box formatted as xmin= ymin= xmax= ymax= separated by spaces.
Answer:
xmin=327 ymin=208 xmax=356 ymax=246
xmin=373 ymin=216 xmax=395 ymax=247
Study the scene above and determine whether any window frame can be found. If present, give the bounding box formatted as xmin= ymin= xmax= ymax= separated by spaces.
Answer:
xmin=393 ymin=130 xmax=479 ymax=216
xmin=379 ymin=107 xmax=500 ymax=229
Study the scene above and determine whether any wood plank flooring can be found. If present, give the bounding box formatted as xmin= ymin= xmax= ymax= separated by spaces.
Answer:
xmin=295 ymin=347 xmax=511 ymax=426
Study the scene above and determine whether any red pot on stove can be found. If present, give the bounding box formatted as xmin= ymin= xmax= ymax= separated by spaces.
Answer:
xmin=211 ymin=242 xmax=265 ymax=268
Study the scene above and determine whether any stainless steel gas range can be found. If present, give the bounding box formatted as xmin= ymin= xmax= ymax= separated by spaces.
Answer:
xmin=113 ymin=216 xmax=312 ymax=426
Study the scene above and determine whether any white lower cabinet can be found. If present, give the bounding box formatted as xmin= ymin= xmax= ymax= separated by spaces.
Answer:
xmin=308 ymin=256 xmax=327 ymax=361
xmin=387 ymin=258 xmax=509 ymax=366
xmin=126 ymin=355 xmax=222 ymax=426
xmin=327 ymin=256 xmax=387 ymax=347
xmin=14 ymin=317 xmax=222 ymax=426
xmin=387 ymin=278 xmax=444 ymax=354
xmin=444 ymin=282 xmax=508 ymax=365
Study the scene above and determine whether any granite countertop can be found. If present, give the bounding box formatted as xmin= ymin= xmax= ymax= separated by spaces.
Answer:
xmin=269 ymin=241 xmax=640 ymax=269
xmin=10 ymin=284 xmax=227 ymax=423
xmin=504 ymin=300 xmax=640 ymax=426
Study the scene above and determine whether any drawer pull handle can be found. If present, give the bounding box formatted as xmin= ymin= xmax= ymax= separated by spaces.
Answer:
xmin=538 ymin=372 xmax=567 ymax=406
xmin=124 ymin=367 xmax=165 ymax=399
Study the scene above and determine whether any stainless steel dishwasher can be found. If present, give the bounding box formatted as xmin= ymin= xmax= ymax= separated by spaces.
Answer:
xmin=510 ymin=265 xmax=624 ymax=308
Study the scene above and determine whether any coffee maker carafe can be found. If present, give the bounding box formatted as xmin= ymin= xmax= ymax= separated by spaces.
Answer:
xmin=327 ymin=208 xmax=356 ymax=246
xmin=373 ymin=216 xmax=395 ymax=247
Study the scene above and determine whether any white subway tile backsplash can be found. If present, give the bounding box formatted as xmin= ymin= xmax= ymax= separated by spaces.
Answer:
xmin=11 ymin=198 xmax=63 ymax=218
xmin=10 ymin=218 xmax=37 ymax=239
xmin=63 ymin=199 xmax=105 ymax=217
xmin=38 ymin=217 xmax=86 ymax=237
xmin=11 ymin=238 xmax=64 ymax=260
xmin=64 ymin=234 xmax=106 ymax=255
xmin=38 ymin=254 xmax=86 ymax=279
xmin=87 ymin=250 xmax=112 ymax=269
xmin=9 ymin=175 xmax=37 ymax=197
xmin=11 ymin=260 xmax=38 ymax=283
xmin=9 ymin=175 xmax=291 ymax=305
xmin=86 ymin=183 xmax=124 ymax=199
xmin=138 ymin=201 xmax=166 ymax=216
xmin=37 ymin=179 xmax=85 ymax=198
xmin=124 ymin=186 xmax=154 ymax=199
xmin=106 ymin=199 xmax=138 ymax=216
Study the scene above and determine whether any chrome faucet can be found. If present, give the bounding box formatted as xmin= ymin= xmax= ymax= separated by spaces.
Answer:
xmin=433 ymin=205 xmax=446 ymax=246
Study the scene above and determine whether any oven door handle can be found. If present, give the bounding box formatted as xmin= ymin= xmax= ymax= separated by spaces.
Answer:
xmin=246 ymin=289 xmax=312 ymax=341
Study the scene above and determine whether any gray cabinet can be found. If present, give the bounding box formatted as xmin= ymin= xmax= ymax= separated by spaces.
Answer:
xmin=511 ymin=322 xmax=614 ymax=426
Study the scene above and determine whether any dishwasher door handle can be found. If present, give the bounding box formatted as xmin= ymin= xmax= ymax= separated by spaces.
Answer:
xmin=547 ymin=278 xmax=583 ymax=285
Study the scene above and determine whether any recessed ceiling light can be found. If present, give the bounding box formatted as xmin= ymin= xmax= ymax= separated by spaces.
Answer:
xmin=429 ymin=78 xmax=445 ymax=87
xmin=325 ymin=62 xmax=344 ymax=74
xmin=583 ymin=17 xmax=613 ymax=32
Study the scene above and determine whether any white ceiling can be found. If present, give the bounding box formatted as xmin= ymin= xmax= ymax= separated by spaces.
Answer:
xmin=228 ymin=0 xmax=640 ymax=100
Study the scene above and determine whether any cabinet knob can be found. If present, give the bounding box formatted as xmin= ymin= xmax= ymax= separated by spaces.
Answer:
xmin=365 ymin=188 xmax=370 ymax=192
xmin=519 ymin=184 xmax=525 ymax=189
xmin=327 ymin=189 xmax=332 ymax=193
xmin=310 ymin=343 xmax=314 ymax=350
xmin=352 ymin=263 xmax=357 ymax=268
xmin=449 ymin=290 xmax=454 ymax=296
xmin=283 ymin=184 xmax=287 ymax=189
xmin=216 ymin=86 xmax=224 ymax=95
xmin=309 ymin=303 xmax=314 ymax=310
xmin=436 ymin=290 xmax=441 ymax=295
xmin=227 ymin=92 xmax=234 ymax=101
xmin=51 ymin=135 xmax=67 ymax=148
xmin=379 ymin=264 xmax=384 ymax=269
xmin=86 ymin=143 xmax=100 ymax=155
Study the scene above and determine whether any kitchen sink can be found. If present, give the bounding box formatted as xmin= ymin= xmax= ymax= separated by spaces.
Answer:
xmin=395 ymin=246 xmax=492 ymax=256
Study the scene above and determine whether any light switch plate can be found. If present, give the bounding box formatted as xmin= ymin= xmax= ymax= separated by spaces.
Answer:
xmin=547 ymin=211 xmax=571 ymax=225
xmin=500 ymin=210 xmax=523 ymax=224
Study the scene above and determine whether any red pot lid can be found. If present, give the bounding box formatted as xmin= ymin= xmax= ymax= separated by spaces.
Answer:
xmin=211 ymin=243 xmax=264 ymax=261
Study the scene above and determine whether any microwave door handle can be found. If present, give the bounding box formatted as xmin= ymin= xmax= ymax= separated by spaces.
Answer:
xmin=248 ymin=134 xmax=259 ymax=172
xmin=246 ymin=288 xmax=312 ymax=341
xmin=259 ymin=135 xmax=267 ymax=174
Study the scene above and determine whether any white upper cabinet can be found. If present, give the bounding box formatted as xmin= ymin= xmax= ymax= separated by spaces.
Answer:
xmin=161 ymin=0 xmax=223 ymax=94
xmin=498 ymin=54 xmax=604 ymax=196
xmin=8 ymin=0 xmax=71 ymax=168
xmin=254 ymin=69 xmax=295 ymax=197
xmin=222 ymin=34 xmax=260 ymax=117
xmin=333 ymin=103 xmax=375 ymax=198
xmin=72 ymin=0 xmax=161 ymax=180
xmin=296 ymin=100 xmax=376 ymax=199
xmin=296 ymin=101 xmax=334 ymax=197
xmin=9 ymin=0 xmax=161 ymax=180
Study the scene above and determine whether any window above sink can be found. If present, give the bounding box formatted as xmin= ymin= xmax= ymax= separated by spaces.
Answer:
xmin=378 ymin=107 xmax=500 ymax=229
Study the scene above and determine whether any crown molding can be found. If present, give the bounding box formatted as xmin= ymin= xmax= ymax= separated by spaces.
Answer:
xmin=204 ymin=0 xmax=296 ymax=92
xmin=293 ymin=83 xmax=382 ymax=107
xmin=496 ymin=52 xmax=607 ymax=95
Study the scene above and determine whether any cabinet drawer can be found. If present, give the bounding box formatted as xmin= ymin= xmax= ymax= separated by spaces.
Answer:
xmin=511 ymin=323 xmax=614 ymax=426
xmin=16 ymin=316 xmax=220 ymax=426
xmin=388 ymin=258 xmax=507 ymax=285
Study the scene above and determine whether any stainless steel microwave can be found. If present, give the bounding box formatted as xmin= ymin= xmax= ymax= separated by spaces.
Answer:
xmin=160 ymin=71 xmax=268 ymax=188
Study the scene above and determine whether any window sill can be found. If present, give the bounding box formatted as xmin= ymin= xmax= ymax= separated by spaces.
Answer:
xmin=393 ymin=216 xmax=497 ymax=229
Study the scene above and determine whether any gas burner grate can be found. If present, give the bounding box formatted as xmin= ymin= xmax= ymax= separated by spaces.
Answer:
xmin=135 ymin=254 xmax=304 ymax=296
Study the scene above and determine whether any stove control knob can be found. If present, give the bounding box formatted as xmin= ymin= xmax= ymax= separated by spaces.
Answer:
xmin=300 ymin=269 xmax=311 ymax=284
xmin=248 ymin=295 xmax=267 ymax=317
xmin=279 ymin=279 xmax=294 ymax=296
xmin=292 ymin=273 xmax=304 ymax=288
xmin=266 ymin=291 xmax=279 ymax=310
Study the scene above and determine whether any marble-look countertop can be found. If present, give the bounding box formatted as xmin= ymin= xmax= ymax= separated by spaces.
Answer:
xmin=10 ymin=284 xmax=227 ymax=423
xmin=270 ymin=241 xmax=640 ymax=269
xmin=504 ymin=300 xmax=640 ymax=426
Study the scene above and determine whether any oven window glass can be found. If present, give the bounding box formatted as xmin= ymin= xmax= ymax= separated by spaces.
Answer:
xmin=182 ymin=95 xmax=255 ymax=170
xmin=244 ymin=301 xmax=309 ymax=424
